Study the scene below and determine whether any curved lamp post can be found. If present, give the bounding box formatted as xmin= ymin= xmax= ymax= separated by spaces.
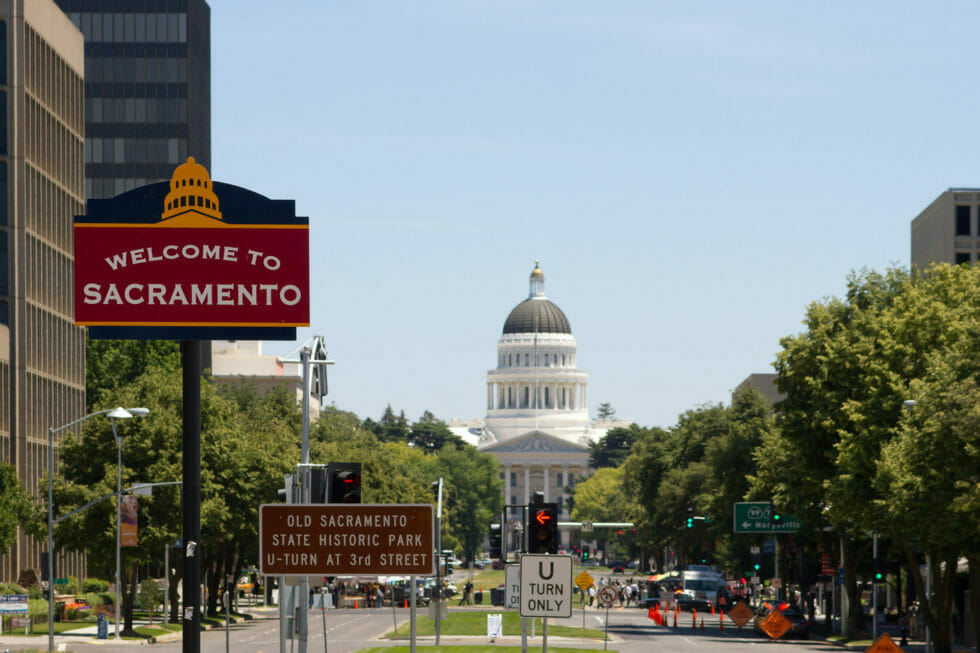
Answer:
xmin=47 ymin=406 xmax=149 ymax=652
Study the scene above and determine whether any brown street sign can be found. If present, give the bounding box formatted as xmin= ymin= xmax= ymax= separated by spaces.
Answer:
xmin=259 ymin=504 xmax=433 ymax=576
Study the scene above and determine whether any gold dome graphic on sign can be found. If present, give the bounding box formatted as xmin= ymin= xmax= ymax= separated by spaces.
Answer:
xmin=160 ymin=157 xmax=223 ymax=227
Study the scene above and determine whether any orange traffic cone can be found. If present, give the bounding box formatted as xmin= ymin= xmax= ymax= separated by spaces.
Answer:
xmin=719 ymin=610 xmax=724 ymax=631
xmin=692 ymin=610 xmax=697 ymax=628
xmin=354 ymin=600 xmax=358 ymax=610
xmin=711 ymin=604 xmax=716 ymax=615
xmin=672 ymin=608 xmax=677 ymax=628
xmin=403 ymin=599 xmax=408 ymax=608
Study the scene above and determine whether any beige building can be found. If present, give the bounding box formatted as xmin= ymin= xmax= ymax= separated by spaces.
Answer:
xmin=210 ymin=340 xmax=324 ymax=423
xmin=911 ymin=188 xmax=980 ymax=268
xmin=0 ymin=0 xmax=87 ymax=582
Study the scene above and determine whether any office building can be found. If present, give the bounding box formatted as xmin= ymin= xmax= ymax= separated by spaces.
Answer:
xmin=0 ymin=0 xmax=87 ymax=583
xmin=56 ymin=0 xmax=211 ymax=199
xmin=911 ymin=188 xmax=980 ymax=268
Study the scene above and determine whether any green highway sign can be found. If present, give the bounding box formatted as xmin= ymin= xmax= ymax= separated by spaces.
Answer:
xmin=733 ymin=502 xmax=799 ymax=533
xmin=53 ymin=578 xmax=68 ymax=585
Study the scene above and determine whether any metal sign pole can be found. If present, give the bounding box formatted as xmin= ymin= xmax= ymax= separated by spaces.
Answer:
xmin=521 ymin=617 xmax=527 ymax=653
xmin=181 ymin=340 xmax=202 ymax=653
xmin=542 ymin=617 xmax=548 ymax=653
xmin=604 ymin=604 xmax=609 ymax=650
xmin=409 ymin=576 xmax=417 ymax=653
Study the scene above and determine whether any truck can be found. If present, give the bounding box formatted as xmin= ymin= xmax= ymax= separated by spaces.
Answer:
xmin=676 ymin=566 xmax=726 ymax=610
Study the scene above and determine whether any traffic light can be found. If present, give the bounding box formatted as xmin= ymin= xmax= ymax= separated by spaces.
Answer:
xmin=582 ymin=545 xmax=590 ymax=560
xmin=872 ymin=558 xmax=883 ymax=582
xmin=527 ymin=503 xmax=559 ymax=554
xmin=327 ymin=462 xmax=361 ymax=503
xmin=769 ymin=500 xmax=781 ymax=525
xmin=686 ymin=506 xmax=694 ymax=528
xmin=752 ymin=551 xmax=761 ymax=571
xmin=489 ymin=521 xmax=502 ymax=559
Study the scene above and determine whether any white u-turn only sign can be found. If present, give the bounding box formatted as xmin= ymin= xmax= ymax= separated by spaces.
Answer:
xmin=519 ymin=554 xmax=573 ymax=618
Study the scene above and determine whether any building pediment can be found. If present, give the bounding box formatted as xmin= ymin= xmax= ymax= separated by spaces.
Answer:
xmin=483 ymin=430 xmax=588 ymax=453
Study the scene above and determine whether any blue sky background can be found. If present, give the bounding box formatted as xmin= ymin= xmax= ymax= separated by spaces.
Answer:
xmin=208 ymin=1 xmax=979 ymax=428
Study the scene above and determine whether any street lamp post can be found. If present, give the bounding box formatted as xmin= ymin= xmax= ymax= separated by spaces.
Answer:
xmin=46 ymin=407 xmax=148 ymax=653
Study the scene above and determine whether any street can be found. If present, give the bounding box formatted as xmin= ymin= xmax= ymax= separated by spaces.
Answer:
xmin=0 ymin=604 xmax=855 ymax=653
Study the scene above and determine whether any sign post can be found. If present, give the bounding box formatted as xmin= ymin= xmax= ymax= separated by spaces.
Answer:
xmin=520 ymin=555 xmax=572 ymax=653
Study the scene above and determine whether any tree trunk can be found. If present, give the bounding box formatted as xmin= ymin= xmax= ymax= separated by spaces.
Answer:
xmin=168 ymin=559 xmax=182 ymax=623
xmin=903 ymin=542 xmax=960 ymax=653
xmin=841 ymin=535 xmax=869 ymax=637
xmin=966 ymin=554 xmax=979 ymax=653
xmin=123 ymin=564 xmax=138 ymax=635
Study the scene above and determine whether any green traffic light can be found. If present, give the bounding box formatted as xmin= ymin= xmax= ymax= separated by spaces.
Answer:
xmin=754 ymin=564 xmax=760 ymax=570
xmin=773 ymin=514 xmax=781 ymax=521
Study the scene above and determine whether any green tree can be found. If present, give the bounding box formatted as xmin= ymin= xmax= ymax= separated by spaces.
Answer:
xmin=433 ymin=445 xmax=502 ymax=564
xmin=596 ymin=402 xmax=616 ymax=419
xmin=588 ymin=425 xmax=640 ymax=469
xmin=757 ymin=264 xmax=980 ymax=648
xmin=85 ymin=340 xmax=179 ymax=411
xmin=0 ymin=464 xmax=42 ymax=552
xmin=408 ymin=417 xmax=463 ymax=453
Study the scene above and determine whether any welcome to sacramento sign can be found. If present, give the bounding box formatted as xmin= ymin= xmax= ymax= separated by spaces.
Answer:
xmin=74 ymin=158 xmax=309 ymax=340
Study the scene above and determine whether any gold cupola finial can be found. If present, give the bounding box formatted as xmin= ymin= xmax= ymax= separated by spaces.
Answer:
xmin=529 ymin=260 xmax=545 ymax=297
xmin=160 ymin=157 xmax=222 ymax=223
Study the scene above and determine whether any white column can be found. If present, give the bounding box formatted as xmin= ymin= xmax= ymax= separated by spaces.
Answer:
xmin=487 ymin=383 xmax=493 ymax=410
xmin=543 ymin=464 xmax=550 ymax=502
xmin=562 ymin=465 xmax=569 ymax=515
xmin=523 ymin=466 xmax=531 ymax=504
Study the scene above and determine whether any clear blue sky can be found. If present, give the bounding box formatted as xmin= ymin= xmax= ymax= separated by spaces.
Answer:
xmin=208 ymin=1 xmax=979 ymax=429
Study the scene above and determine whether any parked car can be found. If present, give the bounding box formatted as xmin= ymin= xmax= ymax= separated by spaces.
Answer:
xmin=753 ymin=602 xmax=810 ymax=639
xmin=579 ymin=559 xmax=599 ymax=567
xmin=610 ymin=563 xmax=626 ymax=574
xmin=474 ymin=558 xmax=492 ymax=569
xmin=673 ymin=589 xmax=712 ymax=612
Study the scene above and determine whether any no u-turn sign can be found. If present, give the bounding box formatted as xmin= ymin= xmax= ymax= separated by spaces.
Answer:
xmin=519 ymin=554 xmax=573 ymax=618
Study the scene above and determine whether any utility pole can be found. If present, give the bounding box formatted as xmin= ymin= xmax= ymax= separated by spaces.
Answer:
xmin=277 ymin=337 xmax=333 ymax=653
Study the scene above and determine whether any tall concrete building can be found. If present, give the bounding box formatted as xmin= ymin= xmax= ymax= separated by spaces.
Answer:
xmin=56 ymin=0 xmax=211 ymax=199
xmin=911 ymin=188 xmax=980 ymax=268
xmin=0 ymin=0 xmax=87 ymax=582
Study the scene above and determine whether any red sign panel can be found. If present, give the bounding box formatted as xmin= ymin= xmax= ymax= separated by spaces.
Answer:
xmin=74 ymin=225 xmax=308 ymax=327
xmin=259 ymin=504 xmax=434 ymax=577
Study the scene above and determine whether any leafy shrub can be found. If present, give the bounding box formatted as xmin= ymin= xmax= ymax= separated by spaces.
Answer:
xmin=80 ymin=591 xmax=113 ymax=608
xmin=0 ymin=582 xmax=27 ymax=594
xmin=27 ymin=586 xmax=43 ymax=600
xmin=64 ymin=576 xmax=80 ymax=595
xmin=82 ymin=578 xmax=109 ymax=593
xmin=65 ymin=607 xmax=79 ymax=621
xmin=139 ymin=579 xmax=162 ymax=614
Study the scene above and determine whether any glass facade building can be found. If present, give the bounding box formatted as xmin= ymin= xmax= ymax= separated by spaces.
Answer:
xmin=56 ymin=0 xmax=211 ymax=199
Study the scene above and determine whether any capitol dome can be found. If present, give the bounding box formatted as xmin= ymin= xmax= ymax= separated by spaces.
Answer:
xmin=502 ymin=262 xmax=571 ymax=334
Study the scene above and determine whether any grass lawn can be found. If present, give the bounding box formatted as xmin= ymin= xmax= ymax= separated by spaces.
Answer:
xmin=134 ymin=623 xmax=182 ymax=638
xmin=386 ymin=612 xmax=605 ymax=640
xmin=3 ymin=619 xmax=97 ymax=635
xmin=362 ymin=648 xmax=610 ymax=653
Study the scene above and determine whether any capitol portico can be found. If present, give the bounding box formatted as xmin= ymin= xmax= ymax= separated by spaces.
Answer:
xmin=474 ymin=262 xmax=595 ymax=550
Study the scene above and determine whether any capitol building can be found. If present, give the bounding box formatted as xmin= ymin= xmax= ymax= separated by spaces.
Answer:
xmin=451 ymin=262 xmax=627 ymax=549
